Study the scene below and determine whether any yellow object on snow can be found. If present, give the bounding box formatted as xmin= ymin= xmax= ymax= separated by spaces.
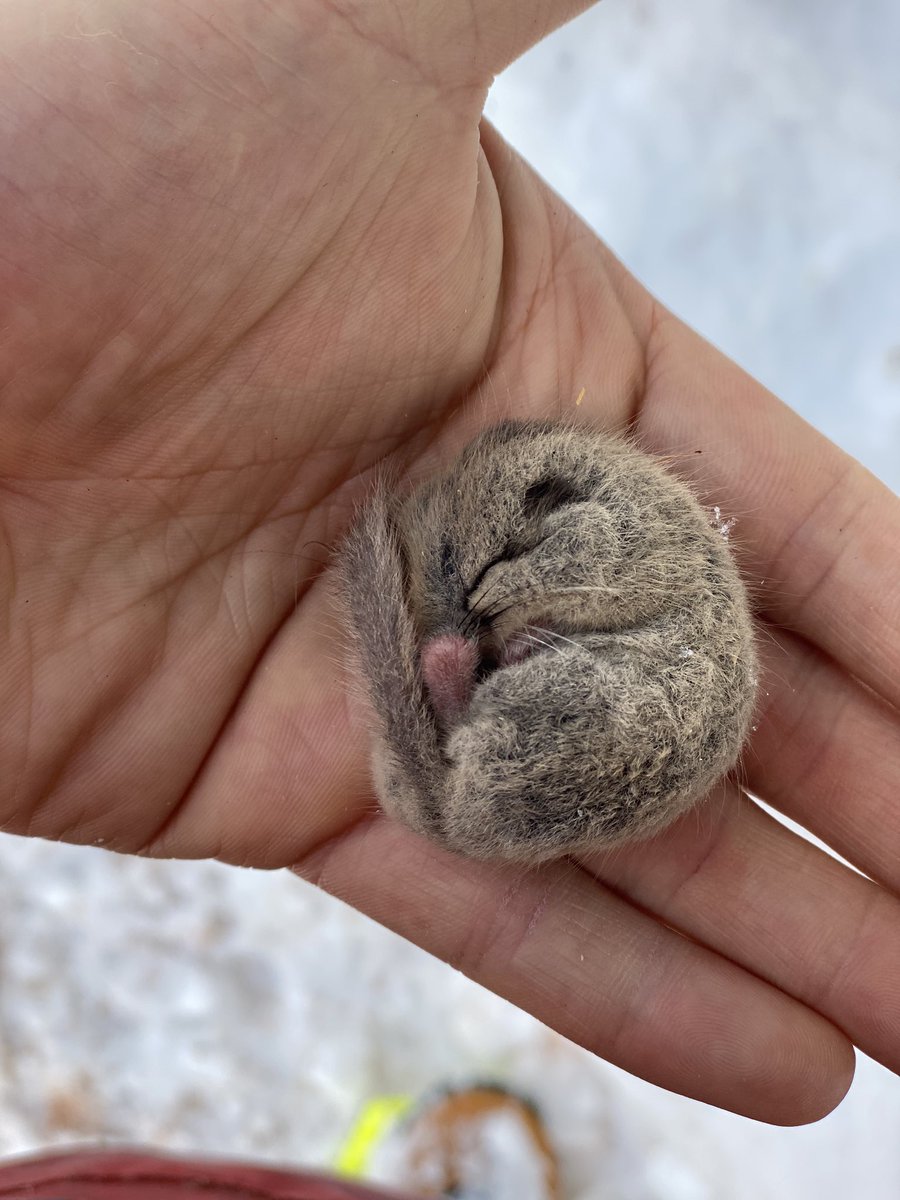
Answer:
xmin=334 ymin=1094 xmax=413 ymax=1178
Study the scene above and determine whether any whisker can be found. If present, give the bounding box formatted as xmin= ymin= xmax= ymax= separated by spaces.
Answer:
xmin=469 ymin=582 xmax=622 ymax=626
xmin=516 ymin=631 xmax=562 ymax=656
xmin=545 ymin=585 xmax=622 ymax=596
xmin=464 ymin=575 xmax=505 ymax=621
xmin=477 ymin=601 xmax=520 ymax=626
xmin=538 ymin=629 xmax=584 ymax=652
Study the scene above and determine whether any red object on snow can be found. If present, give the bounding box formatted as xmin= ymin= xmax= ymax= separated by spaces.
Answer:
xmin=0 ymin=1148 xmax=416 ymax=1200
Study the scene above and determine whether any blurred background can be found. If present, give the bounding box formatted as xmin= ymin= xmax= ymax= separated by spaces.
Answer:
xmin=2 ymin=0 xmax=898 ymax=1196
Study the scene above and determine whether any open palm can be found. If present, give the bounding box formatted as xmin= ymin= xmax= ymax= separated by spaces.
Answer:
xmin=3 ymin=0 xmax=898 ymax=1125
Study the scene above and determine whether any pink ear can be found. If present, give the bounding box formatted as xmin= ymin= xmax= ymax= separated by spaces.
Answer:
xmin=420 ymin=633 xmax=479 ymax=726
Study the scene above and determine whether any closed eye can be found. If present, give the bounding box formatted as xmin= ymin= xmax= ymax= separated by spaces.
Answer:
xmin=465 ymin=541 xmax=524 ymax=599
xmin=463 ymin=475 xmax=585 ymax=602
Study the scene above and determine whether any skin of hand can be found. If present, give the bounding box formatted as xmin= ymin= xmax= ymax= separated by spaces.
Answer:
xmin=2 ymin=0 xmax=899 ymax=1126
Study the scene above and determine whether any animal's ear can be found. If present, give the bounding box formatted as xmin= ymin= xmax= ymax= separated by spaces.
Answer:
xmin=522 ymin=474 xmax=585 ymax=519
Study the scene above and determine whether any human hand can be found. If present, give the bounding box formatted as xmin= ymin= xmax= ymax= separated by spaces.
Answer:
xmin=2 ymin=0 xmax=898 ymax=1125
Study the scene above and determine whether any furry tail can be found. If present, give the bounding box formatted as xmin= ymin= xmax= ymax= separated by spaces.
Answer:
xmin=338 ymin=487 xmax=447 ymax=837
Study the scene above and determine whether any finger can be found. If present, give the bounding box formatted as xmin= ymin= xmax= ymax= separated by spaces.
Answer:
xmin=471 ymin=119 xmax=649 ymax=429
xmin=297 ymin=816 xmax=853 ymax=1126
xmin=581 ymin=787 xmax=900 ymax=1079
xmin=635 ymin=319 xmax=900 ymax=713
xmin=745 ymin=623 xmax=900 ymax=894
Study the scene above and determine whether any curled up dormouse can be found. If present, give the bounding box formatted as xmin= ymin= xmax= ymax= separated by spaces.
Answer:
xmin=339 ymin=421 xmax=758 ymax=865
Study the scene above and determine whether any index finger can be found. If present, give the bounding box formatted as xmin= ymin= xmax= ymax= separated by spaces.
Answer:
xmin=636 ymin=316 xmax=900 ymax=712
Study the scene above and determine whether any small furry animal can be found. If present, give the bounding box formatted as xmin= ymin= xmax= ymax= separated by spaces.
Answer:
xmin=339 ymin=421 xmax=758 ymax=864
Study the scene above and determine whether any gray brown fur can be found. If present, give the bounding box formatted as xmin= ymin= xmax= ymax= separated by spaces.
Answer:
xmin=338 ymin=421 xmax=758 ymax=864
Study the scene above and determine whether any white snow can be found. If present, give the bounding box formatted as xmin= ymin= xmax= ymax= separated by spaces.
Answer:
xmin=2 ymin=1 xmax=899 ymax=1197
xmin=2 ymin=837 xmax=900 ymax=1198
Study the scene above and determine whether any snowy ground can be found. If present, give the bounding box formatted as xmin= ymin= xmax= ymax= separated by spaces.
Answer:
xmin=2 ymin=1 xmax=899 ymax=1197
